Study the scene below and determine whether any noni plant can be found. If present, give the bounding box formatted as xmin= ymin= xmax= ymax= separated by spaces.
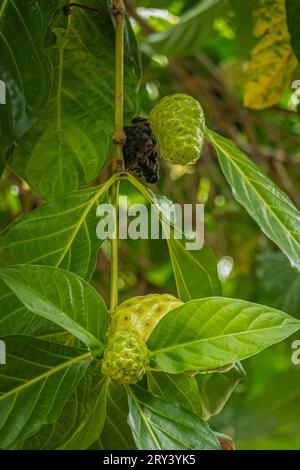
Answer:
xmin=0 ymin=0 xmax=300 ymax=452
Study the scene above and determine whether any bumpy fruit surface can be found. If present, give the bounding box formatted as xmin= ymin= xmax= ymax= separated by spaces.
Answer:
xmin=110 ymin=293 xmax=183 ymax=342
xmin=101 ymin=331 xmax=149 ymax=384
xmin=149 ymin=93 xmax=206 ymax=165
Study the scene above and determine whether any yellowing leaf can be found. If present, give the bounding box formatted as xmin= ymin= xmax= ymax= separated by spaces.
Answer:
xmin=244 ymin=0 xmax=297 ymax=109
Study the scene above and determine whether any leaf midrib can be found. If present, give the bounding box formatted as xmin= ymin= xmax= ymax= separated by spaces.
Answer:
xmin=150 ymin=323 xmax=300 ymax=356
xmin=0 ymin=351 xmax=91 ymax=401
xmin=208 ymin=131 xmax=300 ymax=253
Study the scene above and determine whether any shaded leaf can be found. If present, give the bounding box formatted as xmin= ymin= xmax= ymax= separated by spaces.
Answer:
xmin=21 ymin=363 xmax=107 ymax=450
xmin=0 ymin=335 xmax=91 ymax=448
xmin=207 ymin=130 xmax=300 ymax=272
xmin=147 ymin=0 xmax=229 ymax=58
xmin=127 ymin=385 xmax=220 ymax=450
xmin=141 ymin=188 xmax=221 ymax=300
xmin=148 ymin=297 xmax=300 ymax=373
xmin=168 ymin=237 xmax=221 ymax=301
xmin=286 ymin=0 xmax=300 ymax=62
xmin=147 ymin=371 xmax=202 ymax=417
xmin=0 ymin=265 xmax=108 ymax=356
xmin=11 ymin=0 xmax=139 ymax=199
xmin=0 ymin=0 xmax=60 ymax=163
xmin=196 ymin=362 xmax=246 ymax=420
xmin=91 ymin=381 xmax=136 ymax=450
xmin=257 ymin=252 xmax=300 ymax=318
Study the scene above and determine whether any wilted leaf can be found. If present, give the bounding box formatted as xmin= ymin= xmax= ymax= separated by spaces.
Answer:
xmin=244 ymin=0 xmax=297 ymax=109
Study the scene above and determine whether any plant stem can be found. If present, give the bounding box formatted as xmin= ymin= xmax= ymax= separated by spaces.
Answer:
xmin=109 ymin=180 xmax=120 ymax=313
xmin=110 ymin=0 xmax=126 ymax=313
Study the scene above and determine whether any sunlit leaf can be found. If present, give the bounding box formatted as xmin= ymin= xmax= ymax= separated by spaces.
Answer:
xmin=0 ymin=265 xmax=108 ymax=356
xmin=207 ymin=130 xmax=300 ymax=272
xmin=148 ymin=297 xmax=300 ymax=373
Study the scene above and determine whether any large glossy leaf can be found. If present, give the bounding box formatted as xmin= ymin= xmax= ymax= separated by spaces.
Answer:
xmin=207 ymin=130 xmax=300 ymax=272
xmin=147 ymin=0 xmax=228 ymax=58
xmin=148 ymin=297 xmax=300 ymax=373
xmin=257 ymin=252 xmax=300 ymax=318
xmin=0 ymin=179 xmax=113 ymax=337
xmin=127 ymin=385 xmax=220 ymax=450
xmin=0 ymin=0 xmax=60 ymax=164
xmin=21 ymin=363 xmax=107 ymax=450
xmin=0 ymin=282 xmax=50 ymax=337
xmin=0 ymin=335 xmax=91 ymax=449
xmin=0 ymin=265 xmax=108 ymax=356
xmin=92 ymin=381 xmax=136 ymax=450
xmin=196 ymin=363 xmax=245 ymax=420
xmin=286 ymin=0 xmax=300 ymax=62
xmin=147 ymin=371 xmax=202 ymax=417
xmin=11 ymin=0 xmax=139 ymax=200
xmin=243 ymin=0 xmax=297 ymax=109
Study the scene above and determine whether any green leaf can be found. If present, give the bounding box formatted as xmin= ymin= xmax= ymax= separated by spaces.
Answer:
xmin=147 ymin=0 xmax=228 ymax=58
xmin=230 ymin=0 xmax=258 ymax=59
xmin=0 ymin=180 xmax=113 ymax=279
xmin=207 ymin=130 xmax=300 ymax=272
xmin=0 ymin=265 xmax=108 ymax=356
xmin=11 ymin=0 xmax=139 ymax=200
xmin=92 ymin=381 xmax=136 ymax=450
xmin=0 ymin=282 xmax=51 ymax=337
xmin=130 ymin=184 xmax=221 ymax=300
xmin=285 ymin=0 xmax=300 ymax=62
xmin=21 ymin=363 xmax=107 ymax=450
xmin=0 ymin=335 xmax=91 ymax=449
xmin=0 ymin=180 xmax=113 ymax=337
xmin=257 ymin=252 xmax=300 ymax=317
xmin=196 ymin=362 xmax=245 ymax=420
xmin=148 ymin=297 xmax=300 ymax=373
xmin=59 ymin=372 xmax=108 ymax=449
xmin=147 ymin=371 xmax=202 ymax=417
xmin=127 ymin=385 xmax=221 ymax=450
xmin=0 ymin=0 xmax=60 ymax=163
xmin=168 ymin=237 xmax=221 ymax=301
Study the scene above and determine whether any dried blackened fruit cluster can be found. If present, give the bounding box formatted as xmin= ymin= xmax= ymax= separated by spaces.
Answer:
xmin=123 ymin=117 xmax=159 ymax=184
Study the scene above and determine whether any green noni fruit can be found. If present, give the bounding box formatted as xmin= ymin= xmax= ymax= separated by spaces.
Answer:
xmin=110 ymin=293 xmax=183 ymax=342
xmin=149 ymin=93 xmax=206 ymax=165
xmin=101 ymin=331 xmax=149 ymax=384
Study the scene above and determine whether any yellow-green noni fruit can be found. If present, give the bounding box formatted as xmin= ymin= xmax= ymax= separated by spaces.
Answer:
xmin=101 ymin=331 xmax=149 ymax=384
xmin=110 ymin=293 xmax=183 ymax=342
xmin=149 ymin=93 xmax=206 ymax=165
